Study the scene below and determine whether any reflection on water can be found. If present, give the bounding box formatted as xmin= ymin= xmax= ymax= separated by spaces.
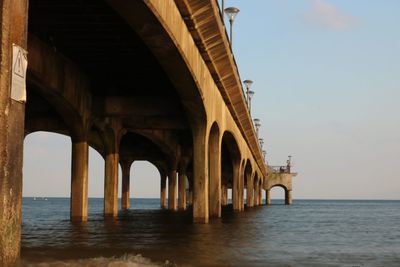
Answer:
xmin=21 ymin=198 xmax=400 ymax=266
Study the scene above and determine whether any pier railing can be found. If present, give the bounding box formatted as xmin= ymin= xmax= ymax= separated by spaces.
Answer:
xmin=270 ymin=166 xmax=291 ymax=174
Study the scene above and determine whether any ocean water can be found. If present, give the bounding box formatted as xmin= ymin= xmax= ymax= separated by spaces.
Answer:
xmin=20 ymin=198 xmax=400 ymax=266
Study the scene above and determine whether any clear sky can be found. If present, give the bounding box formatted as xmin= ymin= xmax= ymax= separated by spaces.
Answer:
xmin=23 ymin=0 xmax=400 ymax=200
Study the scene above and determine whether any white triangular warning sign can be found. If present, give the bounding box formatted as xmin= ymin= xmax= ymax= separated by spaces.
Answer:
xmin=13 ymin=50 xmax=25 ymax=78
xmin=11 ymin=44 xmax=28 ymax=102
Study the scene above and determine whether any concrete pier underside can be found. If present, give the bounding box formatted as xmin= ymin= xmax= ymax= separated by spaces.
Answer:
xmin=0 ymin=0 xmax=295 ymax=265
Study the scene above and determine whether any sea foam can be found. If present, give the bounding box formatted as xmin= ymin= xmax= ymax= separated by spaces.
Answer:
xmin=23 ymin=254 xmax=177 ymax=267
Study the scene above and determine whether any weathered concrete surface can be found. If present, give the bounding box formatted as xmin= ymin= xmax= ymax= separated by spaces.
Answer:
xmin=121 ymin=160 xmax=133 ymax=210
xmin=27 ymin=35 xmax=92 ymax=139
xmin=70 ymin=140 xmax=89 ymax=221
xmin=160 ymin=175 xmax=167 ymax=209
xmin=221 ymin=183 xmax=228 ymax=206
xmin=209 ymin=123 xmax=221 ymax=217
xmin=103 ymin=121 xmax=124 ymax=217
xmin=0 ymin=0 xmax=27 ymax=265
xmin=178 ymin=171 xmax=187 ymax=211
xmin=168 ymin=169 xmax=177 ymax=211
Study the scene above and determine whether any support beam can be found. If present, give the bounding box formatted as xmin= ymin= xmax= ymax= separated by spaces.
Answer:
xmin=104 ymin=128 xmax=120 ymax=217
xmin=121 ymin=160 xmax=133 ymax=210
xmin=187 ymin=172 xmax=193 ymax=206
xmin=239 ymin=167 xmax=245 ymax=211
xmin=0 ymin=0 xmax=28 ymax=265
xmin=286 ymin=190 xmax=292 ymax=205
xmin=232 ymin=163 xmax=240 ymax=211
xmin=193 ymin=127 xmax=209 ymax=223
xmin=254 ymin=180 xmax=259 ymax=206
xmin=188 ymin=190 xmax=193 ymax=206
xmin=247 ymin=175 xmax=254 ymax=208
xmin=168 ymin=169 xmax=177 ymax=211
xmin=209 ymin=129 xmax=221 ymax=218
xmin=266 ymin=189 xmax=271 ymax=205
xmin=221 ymin=183 xmax=228 ymax=206
xmin=178 ymin=171 xmax=187 ymax=211
xmin=70 ymin=139 xmax=89 ymax=221
xmin=160 ymin=174 xmax=167 ymax=209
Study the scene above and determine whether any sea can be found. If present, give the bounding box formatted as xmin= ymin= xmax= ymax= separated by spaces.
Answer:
xmin=20 ymin=198 xmax=400 ymax=266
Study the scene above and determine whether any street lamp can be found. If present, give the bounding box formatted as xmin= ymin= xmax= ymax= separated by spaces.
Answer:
xmin=224 ymin=7 xmax=240 ymax=47
xmin=221 ymin=0 xmax=225 ymax=20
xmin=243 ymin=79 xmax=253 ymax=104
xmin=254 ymin=118 xmax=261 ymax=138
xmin=287 ymin=155 xmax=292 ymax=173
xmin=259 ymin=138 xmax=264 ymax=149
xmin=247 ymin=90 xmax=255 ymax=114
xmin=262 ymin=150 xmax=267 ymax=162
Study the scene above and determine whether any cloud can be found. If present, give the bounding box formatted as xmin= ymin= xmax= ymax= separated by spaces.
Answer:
xmin=304 ymin=0 xmax=360 ymax=30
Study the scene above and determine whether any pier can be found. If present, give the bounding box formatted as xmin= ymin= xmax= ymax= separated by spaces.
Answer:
xmin=0 ymin=1 xmax=296 ymax=265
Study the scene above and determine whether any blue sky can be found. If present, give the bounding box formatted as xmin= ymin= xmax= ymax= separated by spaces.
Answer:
xmin=23 ymin=0 xmax=400 ymax=200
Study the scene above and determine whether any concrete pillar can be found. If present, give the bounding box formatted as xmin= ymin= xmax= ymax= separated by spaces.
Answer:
xmin=254 ymin=180 xmax=259 ymax=206
xmin=104 ymin=131 xmax=119 ymax=217
xmin=0 ymin=0 xmax=28 ymax=265
xmin=192 ymin=126 xmax=209 ymax=223
xmin=187 ymin=173 xmax=193 ymax=206
xmin=70 ymin=139 xmax=89 ymax=221
xmin=188 ymin=189 xmax=193 ymax=206
xmin=286 ymin=190 xmax=292 ymax=205
xmin=232 ymin=163 xmax=240 ymax=211
xmin=266 ymin=189 xmax=271 ymax=205
xmin=160 ymin=174 xmax=167 ymax=209
xmin=121 ymin=160 xmax=133 ymax=210
xmin=247 ymin=175 xmax=254 ymax=208
xmin=209 ymin=131 xmax=221 ymax=218
xmin=221 ymin=183 xmax=228 ymax=206
xmin=178 ymin=171 xmax=187 ymax=211
xmin=168 ymin=169 xmax=177 ymax=211
xmin=240 ymin=167 xmax=245 ymax=211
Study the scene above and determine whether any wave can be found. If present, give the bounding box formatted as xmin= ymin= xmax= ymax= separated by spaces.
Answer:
xmin=22 ymin=254 xmax=178 ymax=267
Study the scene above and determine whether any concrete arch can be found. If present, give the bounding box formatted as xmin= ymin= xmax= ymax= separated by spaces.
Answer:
xmin=27 ymin=35 xmax=91 ymax=141
xmin=267 ymin=184 xmax=292 ymax=205
xmin=221 ymin=131 xmax=241 ymax=211
xmin=151 ymin=160 xmax=169 ymax=209
xmin=107 ymin=1 xmax=207 ymax=129
xmin=130 ymin=129 xmax=181 ymax=170
xmin=270 ymin=184 xmax=289 ymax=192
xmin=23 ymin=132 xmax=71 ymax=196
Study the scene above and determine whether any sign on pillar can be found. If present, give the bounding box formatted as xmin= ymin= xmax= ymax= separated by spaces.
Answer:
xmin=11 ymin=44 xmax=28 ymax=103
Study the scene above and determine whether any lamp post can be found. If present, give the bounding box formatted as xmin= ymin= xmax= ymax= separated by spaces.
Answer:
xmin=243 ymin=79 xmax=253 ymax=104
xmin=262 ymin=150 xmax=267 ymax=162
xmin=224 ymin=7 xmax=240 ymax=47
xmin=254 ymin=118 xmax=261 ymax=138
xmin=221 ymin=0 xmax=225 ymax=20
xmin=287 ymin=155 xmax=292 ymax=173
xmin=247 ymin=90 xmax=255 ymax=114
xmin=259 ymin=138 xmax=264 ymax=149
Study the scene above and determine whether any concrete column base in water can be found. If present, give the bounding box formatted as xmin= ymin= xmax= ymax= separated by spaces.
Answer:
xmin=121 ymin=160 xmax=133 ymax=210
xmin=0 ymin=0 xmax=28 ymax=265
xmin=168 ymin=169 xmax=177 ymax=211
xmin=160 ymin=174 xmax=167 ymax=209
xmin=70 ymin=139 xmax=89 ymax=221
